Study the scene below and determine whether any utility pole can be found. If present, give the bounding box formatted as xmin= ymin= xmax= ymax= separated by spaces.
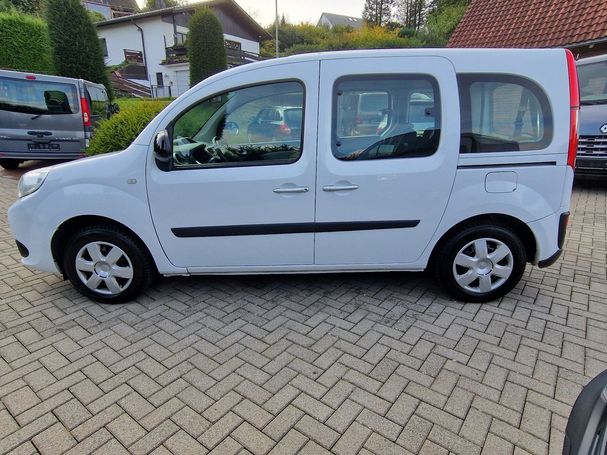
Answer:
xmin=275 ymin=0 xmax=279 ymax=58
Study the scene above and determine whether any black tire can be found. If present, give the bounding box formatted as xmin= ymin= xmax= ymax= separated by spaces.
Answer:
xmin=433 ymin=224 xmax=526 ymax=303
xmin=0 ymin=159 xmax=21 ymax=170
xmin=63 ymin=225 xmax=155 ymax=303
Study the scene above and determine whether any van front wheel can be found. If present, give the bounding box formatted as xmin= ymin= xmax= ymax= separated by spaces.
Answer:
xmin=434 ymin=225 xmax=526 ymax=303
xmin=0 ymin=159 xmax=21 ymax=170
xmin=63 ymin=226 xmax=154 ymax=303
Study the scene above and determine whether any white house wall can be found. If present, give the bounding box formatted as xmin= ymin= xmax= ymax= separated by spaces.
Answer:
xmin=98 ymin=18 xmax=261 ymax=98
xmin=224 ymin=33 xmax=259 ymax=54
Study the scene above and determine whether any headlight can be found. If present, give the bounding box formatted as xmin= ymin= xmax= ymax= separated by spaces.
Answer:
xmin=18 ymin=169 xmax=49 ymax=198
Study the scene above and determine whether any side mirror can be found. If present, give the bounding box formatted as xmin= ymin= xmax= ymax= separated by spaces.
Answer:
xmin=563 ymin=369 xmax=607 ymax=455
xmin=154 ymin=130 xmax=172 ymax=171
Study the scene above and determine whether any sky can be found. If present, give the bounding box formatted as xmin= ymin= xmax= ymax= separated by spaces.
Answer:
xmin=136 ymin=0 xmax=366 ymax=27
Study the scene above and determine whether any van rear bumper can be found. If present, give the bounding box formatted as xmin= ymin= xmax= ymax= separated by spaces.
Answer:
xmin=527 ymin=211 xmax=568 ymax=267
xmin=538 ymin=249 xmax=562 ymax=268
xmin=0 ymin=151 xmax=85 ymax=160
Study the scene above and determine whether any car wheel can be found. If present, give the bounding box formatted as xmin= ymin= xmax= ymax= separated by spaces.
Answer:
xmin=63 ymin=225 xmax=154 ymax=303
xmin=0 ymin=159 xmax=21 ymax=170
xmin=434 ymin=224 xmax=526 ymax=303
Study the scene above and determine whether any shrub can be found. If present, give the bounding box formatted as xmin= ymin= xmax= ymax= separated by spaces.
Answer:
xmin=87 ymin=99 xmax=171 ymax=156
xmin=0 ymin=12 xmax=54 ymax=73
xmin=188 ymin=8 xmax=226 ymax=86
xmin=47 ymin=0 xmax=112 ymax=97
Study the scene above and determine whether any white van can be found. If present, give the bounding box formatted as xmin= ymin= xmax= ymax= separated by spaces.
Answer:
xmin=8 ymin=49 xmax=579 ymax=304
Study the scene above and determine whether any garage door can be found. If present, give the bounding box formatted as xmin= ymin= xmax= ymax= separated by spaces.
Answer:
xmin=174 ymin=70 xmax=190 ymax=97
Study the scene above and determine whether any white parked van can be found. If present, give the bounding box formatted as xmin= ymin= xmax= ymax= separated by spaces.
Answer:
xmin=8 ymin=49 xmax=579 ymax=304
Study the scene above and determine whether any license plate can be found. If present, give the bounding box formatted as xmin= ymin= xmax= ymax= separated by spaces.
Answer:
xmin=28 ymin=143 xmax=60 ymax=151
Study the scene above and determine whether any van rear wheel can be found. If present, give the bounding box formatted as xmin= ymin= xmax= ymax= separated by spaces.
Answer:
xmin=63 ymin=225 xmax=154 ymax=303
xmin=0 ymin=159 xmax=21 ymax=170
xmin=434 ymin=225 xmax=526 ymax=303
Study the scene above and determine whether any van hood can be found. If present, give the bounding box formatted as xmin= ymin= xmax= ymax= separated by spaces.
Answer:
xmin=579 ymin=104 xmax=607 ymax=136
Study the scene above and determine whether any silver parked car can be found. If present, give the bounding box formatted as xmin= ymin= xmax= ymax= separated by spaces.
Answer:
xmin=0 ymin=69 xmax=116 ymax=170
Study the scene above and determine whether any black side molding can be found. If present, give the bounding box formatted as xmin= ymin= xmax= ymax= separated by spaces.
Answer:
xmin=172 ymin=220 xmax=420 ymax=238
xmin=457 ymin=161 xmax=557 ymax=170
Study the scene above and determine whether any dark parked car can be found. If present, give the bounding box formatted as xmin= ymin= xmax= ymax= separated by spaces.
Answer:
xmin=563 ymin=369 xmax=607 ymax=454
xmin=0 ymin=69 xmax=117 ymax=170
xmin=247 ymin=106 xmax=302 ymax=143
xmin=576 ymin=55 xmax=607 ymax=174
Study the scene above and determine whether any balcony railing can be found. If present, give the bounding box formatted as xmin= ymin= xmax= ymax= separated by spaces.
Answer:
xmin=163 ymin=45 xmax=262 ymax=67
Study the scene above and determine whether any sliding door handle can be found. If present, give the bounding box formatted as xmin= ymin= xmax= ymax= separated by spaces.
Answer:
xmin=273 ymin=186 xmax=309 ymax=194
xmin=322 ymin=184 xmax=359 ymax=192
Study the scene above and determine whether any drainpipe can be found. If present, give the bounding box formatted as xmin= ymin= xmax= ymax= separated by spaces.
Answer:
xmin=132 ymin=21 xmax=149 ymax=82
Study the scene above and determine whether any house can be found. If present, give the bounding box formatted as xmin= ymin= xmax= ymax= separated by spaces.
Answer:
xmin=448 ymin=0 xmax=607 ymax=59
xmin=317 ymin=12 xmax=363 ymax=30
xmin=82 ymin=0 xmax=138 ymax=19
xmin=96 ymin=0 xmax=271 ymax=97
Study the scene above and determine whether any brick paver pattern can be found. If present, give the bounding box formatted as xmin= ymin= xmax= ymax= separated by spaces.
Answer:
xmin=1 ymin=173 xmax=606 ymax=455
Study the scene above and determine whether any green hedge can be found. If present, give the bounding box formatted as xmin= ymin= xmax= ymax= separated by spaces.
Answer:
xmin=0 ymin=12 xmax=54 ymax=74
xmin=87 ymin=100 xmax=171 ymax=156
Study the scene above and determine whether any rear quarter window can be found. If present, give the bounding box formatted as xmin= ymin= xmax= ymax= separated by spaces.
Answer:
xmin=458 ymin=74 xmax=553 ymax=153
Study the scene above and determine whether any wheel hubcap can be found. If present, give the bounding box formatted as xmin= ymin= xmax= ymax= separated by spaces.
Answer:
xmin=75 ymin=242 xmax=133 ymax=295
xmin=452 ymin=238 xmax=514 ymax=294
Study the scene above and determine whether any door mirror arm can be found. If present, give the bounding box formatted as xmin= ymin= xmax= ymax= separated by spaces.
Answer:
xmin=154 ymin=130 xmax=173 ymax=172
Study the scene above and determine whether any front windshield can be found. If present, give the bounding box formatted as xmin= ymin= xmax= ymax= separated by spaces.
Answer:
xmin=0 ymin=77 xmax=79 ymax=115
xmin=578 ymin=61 xmax=607 ymax=105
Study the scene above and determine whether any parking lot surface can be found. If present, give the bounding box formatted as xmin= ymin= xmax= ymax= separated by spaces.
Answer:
xmin=1 ymin=171 xmax=606 ymax=455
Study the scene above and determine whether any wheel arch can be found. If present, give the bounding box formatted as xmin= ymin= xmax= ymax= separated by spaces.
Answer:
xmin=51 ymin=215 xmax=158 ymax=276
xmin=428 ymin=213 xmax=537 ymax=270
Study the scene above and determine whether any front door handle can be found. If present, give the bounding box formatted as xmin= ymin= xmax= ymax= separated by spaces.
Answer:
xmin=322 ymin=184 xmax=359 ymax=192
xmin=273 ymin=186 xmax=309 ymax=194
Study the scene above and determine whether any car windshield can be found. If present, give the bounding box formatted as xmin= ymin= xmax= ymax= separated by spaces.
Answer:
xmin=578 ymin=61 xmax=607 ymax=105
xmin=0 ymin=77 xmax=79 ymax=115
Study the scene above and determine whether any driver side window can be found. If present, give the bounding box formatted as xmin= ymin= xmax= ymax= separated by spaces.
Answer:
xmin=171 ymin=81 xmax=304 ymax=168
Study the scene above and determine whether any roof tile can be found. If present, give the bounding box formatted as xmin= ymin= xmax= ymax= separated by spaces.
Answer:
xmin=448 ymin=0 xmax=607 ymax=48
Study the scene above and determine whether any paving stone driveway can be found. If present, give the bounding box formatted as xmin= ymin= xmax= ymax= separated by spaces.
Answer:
xmin=1 ymin=172 xmax=606 ymax=455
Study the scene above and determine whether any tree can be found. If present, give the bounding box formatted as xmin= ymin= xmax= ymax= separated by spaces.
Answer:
xmin=5 ymin=0 xmax=43 ymax=14
xmin=395 ymin=0 xmax=426 ymax=30
xmin=188 ymin=8 xmax=227 ymax=86
xmin=424 ymin=0 xmax=469 ymax=44
xmin=87 ymin=10 xmax=106 ymax=22
xmin=362 ymin=0 xmax=393 ymax=26
xmin=47 ymin=0 xmax=112 ymax=96
xmin=143 ymin=0 xmax=180 ymax=11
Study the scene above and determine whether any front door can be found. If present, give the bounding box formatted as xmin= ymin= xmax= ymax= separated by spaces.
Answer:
xmin=147 ymin=61 xmax=318 ymax=270
xmin=315 ymin=56 xmax=459 ymax=265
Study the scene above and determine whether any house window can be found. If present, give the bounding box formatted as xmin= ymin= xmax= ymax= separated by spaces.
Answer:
xmin=100 ymin=38 xmax=108 ymax=58
xmin=175 ymin=32 xmax=187 ymax=46
xmin=156 ymin=73 xmax=164 ymax=87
